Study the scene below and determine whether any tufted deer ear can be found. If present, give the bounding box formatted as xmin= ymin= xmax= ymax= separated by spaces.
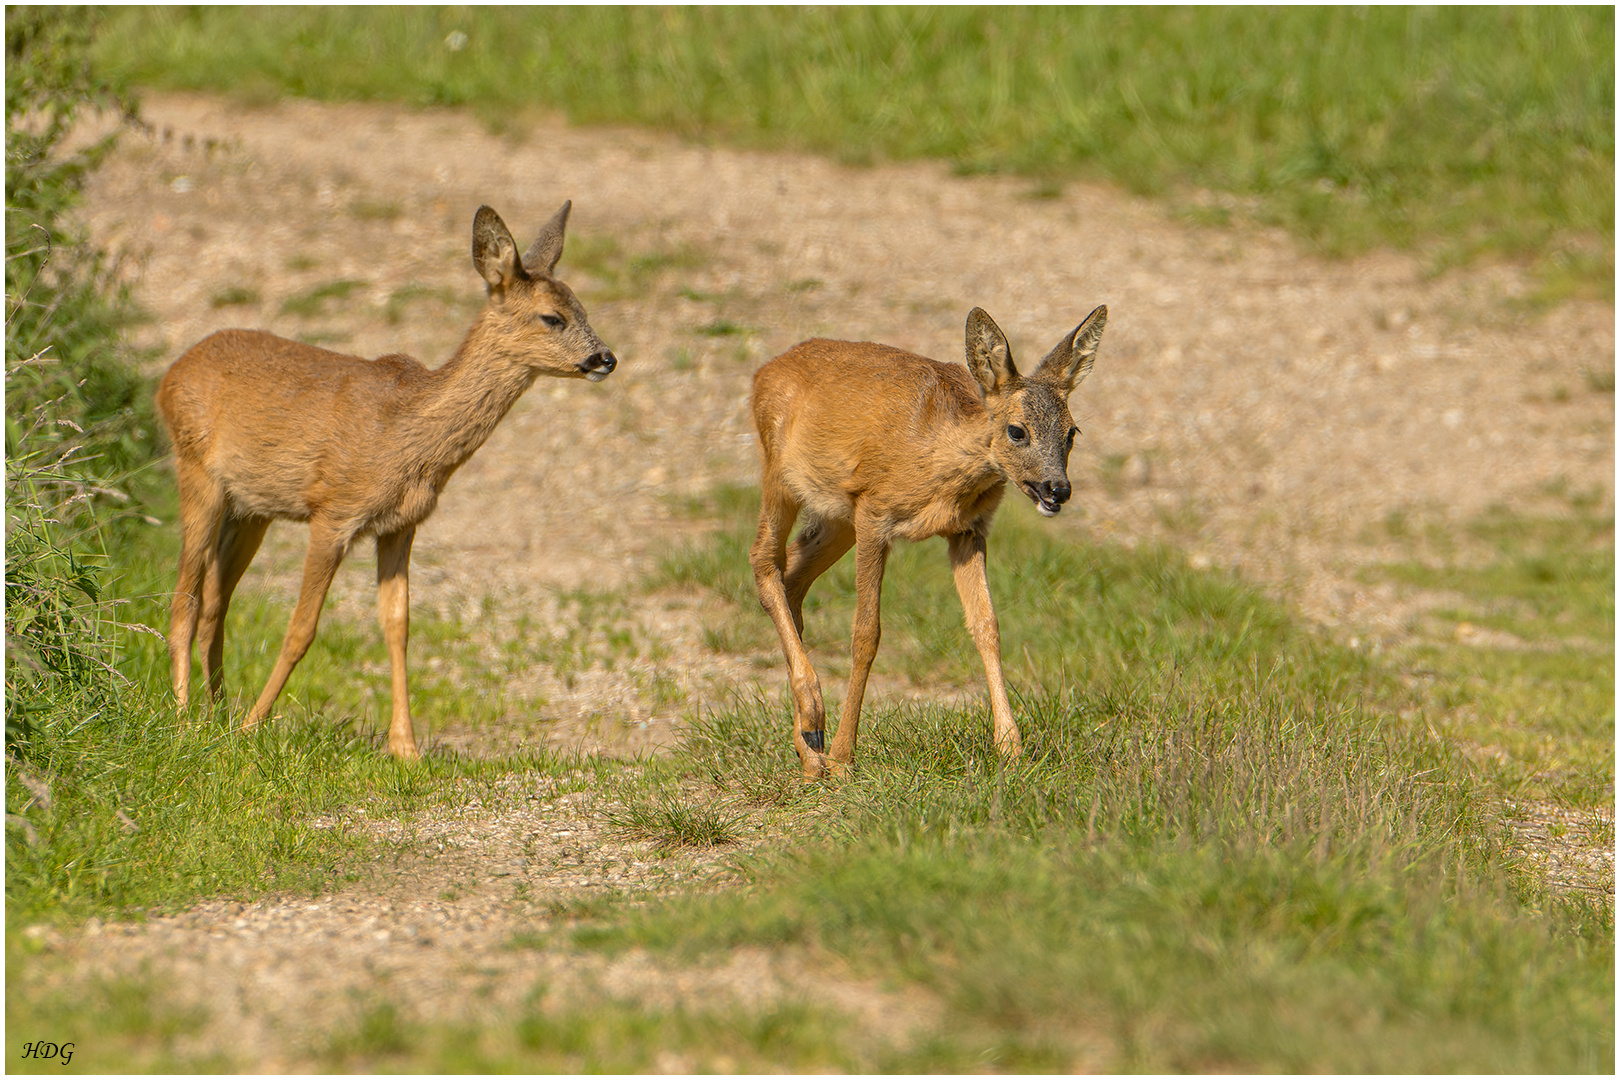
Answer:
xmin=1033 ymin=304 xmax=1107 ymax=392
xmin=965 ymin=307 xmax=1020 ymax=399
xmin=522 ymin=200 xmax=571 ymax=277
xmin=472 ymin=206 xmax=525 ymax=296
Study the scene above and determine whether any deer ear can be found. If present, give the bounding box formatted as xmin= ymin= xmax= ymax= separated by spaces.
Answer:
xmin=1034 ymin=304 xmax=1107 ymax=391
xmin=472 ymin=206 xmax=524 ymax=293
xmin=965 ymin=307 xmax=1018 ymax=398
xmin=522 ymin=200 xmax=571 ymax=277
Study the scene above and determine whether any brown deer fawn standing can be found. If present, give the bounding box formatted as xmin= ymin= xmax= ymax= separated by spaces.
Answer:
xmin=749 ymin=305 xmax=1107 ymax=778
xmin=157 ymin=202 xmax=616 ymax=759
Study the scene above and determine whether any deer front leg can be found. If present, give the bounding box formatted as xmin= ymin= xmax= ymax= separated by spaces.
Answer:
xmin=243 ymin=522 xmax=348 ymax=731
xmin=948 ymin=530 xmax=1021 ymax=757
xmin=827 ymin=531 xmax=889 ymax=769
xmin=376 ymin=527 xmax=419 ymax=760
xmin=749 ymin=490 xmax=829 ymax=778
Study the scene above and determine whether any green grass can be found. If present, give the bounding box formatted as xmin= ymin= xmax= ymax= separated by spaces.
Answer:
xmin=348 ymin=196 xmax=402 ymax=222
xmin=308 ymin=994 xmax=999 ymax=1073
xmin=382 ymin=281 xmax=463 ymax=324
xmin=93 ymin=6 xmax=1614 ymax=293
xmin=1358 ymin=500 xmax=1614 ymax=806
xmin=208 ymin=283 xmax=260 ymax=309
xmin=10 ymin=474 xmax=1613 ymax=1069
xmin=6 ymin=956 xmax=231 ymax=1073
xmin=611 ymin=489 xmax=1616 ymax=1071
xmin=604 ymin=792 xmax=747 ymax=856
xmin=4 ymin=671 xmax=557 ymax=927
xmin=5 ymin=477 xmax=576 ymax=927
xmin=279 ymin=277 xmax=368 ymax=318
xmin=13 ymin=951 xmax=958 ymax=1073
xmin=561 ymin=233 xmax=710 ymax=302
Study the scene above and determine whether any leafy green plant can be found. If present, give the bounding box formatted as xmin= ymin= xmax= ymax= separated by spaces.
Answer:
xmin=5 ymin=7 xmax=151 ymax=756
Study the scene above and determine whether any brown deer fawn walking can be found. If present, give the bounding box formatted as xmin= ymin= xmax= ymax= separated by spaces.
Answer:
xmin=749 ymin=305 xmax=1107 ymax=778
xmin=157 ymin=202 xmax=616 ymax=759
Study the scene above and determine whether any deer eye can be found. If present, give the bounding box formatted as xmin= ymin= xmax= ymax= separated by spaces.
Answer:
xmin=539 ymin=313 xmax=565 ymax=329
xmin=1067 ymin=426 xmax=1078 ymax=449
xmin=1006 ymin=424 xmax=1028 ymax=444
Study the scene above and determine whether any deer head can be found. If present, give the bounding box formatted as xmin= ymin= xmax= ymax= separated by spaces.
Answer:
xmin=472 ymin=202 xmax=617 ymax=382
xmin=965 ymin=304 xmax=1107 ymax=517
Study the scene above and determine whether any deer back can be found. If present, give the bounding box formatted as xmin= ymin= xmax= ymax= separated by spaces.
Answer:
xmin=156 ymin=203 xmax=618 ymax=538
xmin=752 ymin=305 xmax=1107 ymax=540
xmin=753 ymin=339 xmax=1007 ymax=542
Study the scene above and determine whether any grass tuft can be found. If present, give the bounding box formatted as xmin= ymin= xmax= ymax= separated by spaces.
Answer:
xmin=208 ymin=284 xmax=260 ymax=308
xmin=279 ymin=277 xmax=369 ymax=318
xmin=605 ymin=794 xmax=747 ymax=855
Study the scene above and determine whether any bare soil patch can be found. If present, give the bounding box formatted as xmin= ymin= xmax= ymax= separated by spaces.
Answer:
xmin=39 ymin=91 xmax=1613 ymax=1066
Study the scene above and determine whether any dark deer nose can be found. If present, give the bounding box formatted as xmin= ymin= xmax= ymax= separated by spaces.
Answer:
xmin=1037 ymin=479 xmax=1072 ymax=505
xmin=579 ymin=350 xmax=617 ymax=382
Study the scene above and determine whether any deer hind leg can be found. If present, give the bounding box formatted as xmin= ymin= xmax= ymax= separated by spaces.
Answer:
xmin=375 ymin=527 xmax=419 ymax=760
xmin=168 ymin=459 xmax=226 ymax=711
xmin=749 ymin=484 xmax=830 ymax=777
xmin=948 ymin=530 xmax=1021 ymax=757
xmin=243 ymin=520 xmax=349 ymax=731
xmin=198 ymin=513 xmax=270 ymax=702
xmin=827 ymin=525 xmax=890 ymax=769
xmin=783 ymin=514 xmax=855 ymax=637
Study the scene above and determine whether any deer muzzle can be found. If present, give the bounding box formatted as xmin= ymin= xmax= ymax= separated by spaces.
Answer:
xmin=1022 ymin=478 xmax=1072 ymax=518
xmin=578 ymin=350 xmax=618 ymax=382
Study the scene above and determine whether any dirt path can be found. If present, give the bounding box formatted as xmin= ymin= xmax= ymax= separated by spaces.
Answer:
xmin=33 ymin=91 xmax=1613 ymax=1067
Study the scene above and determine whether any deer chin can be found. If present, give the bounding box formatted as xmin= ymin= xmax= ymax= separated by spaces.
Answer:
xmin=1019 ymin=482 xmax=1063 ymax=517
xmin=584 ymin=368 xmax=612 ymax=383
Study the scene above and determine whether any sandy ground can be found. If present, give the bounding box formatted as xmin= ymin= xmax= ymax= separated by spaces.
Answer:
xmin=17 ymin=92 xmax=1613 ymax=1068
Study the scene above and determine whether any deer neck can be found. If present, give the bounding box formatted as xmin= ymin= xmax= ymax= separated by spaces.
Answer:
xmin=923 ymin=407 xmax=1005 ymax=501
xmin=965 ymin=412 xmax=1009 ymax=491
xmin=412 ymin=316 xmax=540 ymax=473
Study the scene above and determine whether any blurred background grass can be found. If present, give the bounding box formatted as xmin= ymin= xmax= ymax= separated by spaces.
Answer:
xmin=93 ymin=5 xmax=1614 ymax=297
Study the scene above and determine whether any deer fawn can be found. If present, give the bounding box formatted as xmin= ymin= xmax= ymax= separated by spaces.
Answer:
xmin=157 ymin=202 xmax=616 ymax=759
xmin=749 ymin=305 xmax=1107 ymax=777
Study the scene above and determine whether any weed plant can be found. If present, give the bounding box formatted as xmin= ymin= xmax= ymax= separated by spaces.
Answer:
xmin=94 ymin=6 xmax=1614 ymax=293
xmin=6 ymin=7 xmax=149 ymax=756
xmin=5 ymin=9 xmax=149 ymax=479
